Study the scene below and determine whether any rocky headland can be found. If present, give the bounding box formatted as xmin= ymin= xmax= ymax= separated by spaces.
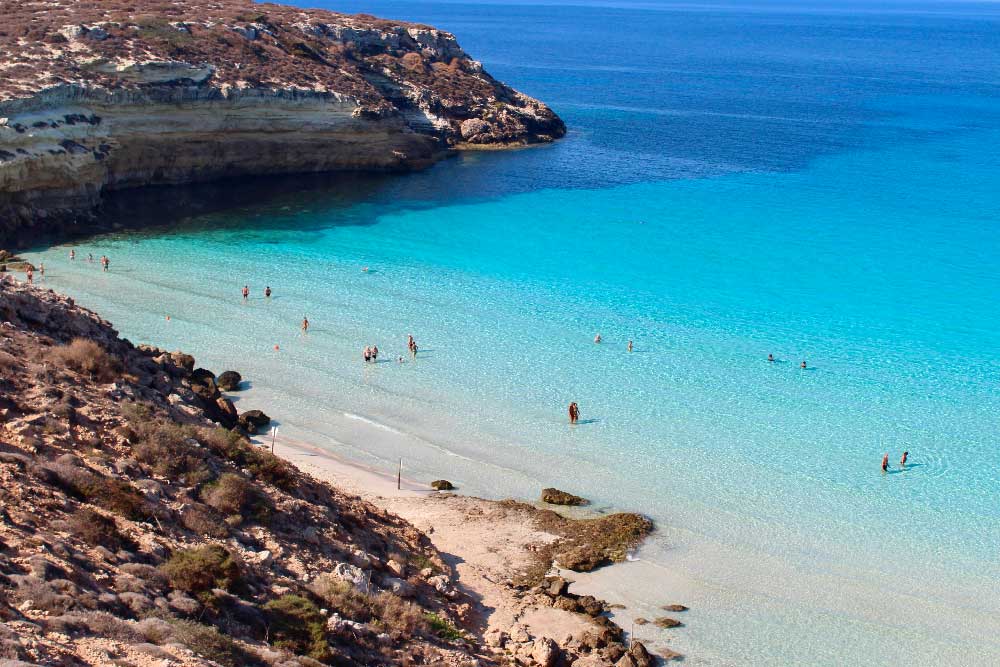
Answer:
xmin=0 ymin=278 xmax=675 ymax=666
xmin=0 ymin=0 xmax=565 ymax=246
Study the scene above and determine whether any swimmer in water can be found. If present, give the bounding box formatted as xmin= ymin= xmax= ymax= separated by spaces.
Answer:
xmin=594 ymin=333 xmax=602 ymax=344
xmin=900 ymin=451 xmax=909 ymax=467
xmin=398 ymin=356 xmax=405 ymax=363
xmin=301 ymin=317 xmax=309 ymax=333
xmin=242 ymin=285 xmax=249 ymax=301
xmin=628 ymin=340 xmax=633 ymax=353
xmin=88 ymin=253 xmax=94 ymax=263
xmin=568 ymin=402 xmax=580 ymax=425
xmin=38 ymin=263 xmax=44 ymax=277
xmin=69 ymin=249 xmax=75 ymax=260
xmin=801 ymin=360 xmax=807 ymax=369
xmin=372 ymin=345 xmax=379 ymax=361
xmin=364 ymin=346 xmax=371 ymax=363
xmin=768 ymin=353 xmax=775 ymax=363
xmin=100 ymin=255 xmax=109 ymax=272
xmin=881 ymin=452 xmax=889 ymax=473
xmin=265 ymin=286 xmax=271 ymax=298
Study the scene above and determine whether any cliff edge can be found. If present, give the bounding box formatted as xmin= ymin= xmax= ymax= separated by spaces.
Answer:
xmin=0 ymin=0 xmax=565 ymax=244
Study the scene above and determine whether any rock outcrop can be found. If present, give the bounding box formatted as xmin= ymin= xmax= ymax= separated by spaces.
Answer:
xmin=0 ymin=0 xmax=565 ymax=245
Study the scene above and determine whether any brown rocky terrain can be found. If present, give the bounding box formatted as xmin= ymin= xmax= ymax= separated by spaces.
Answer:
xmin=0 ymin=0 xmax=565 ymax=245
xmin=0 ymin=277 xmax=664 ymax=666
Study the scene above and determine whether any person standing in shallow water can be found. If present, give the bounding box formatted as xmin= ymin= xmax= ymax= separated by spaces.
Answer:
xmin=372 ymin=345 xmax=379 ymax=361
xmin=265 ymin=286 xmax=271 ymax=298
xmin=594 ymin=333 xmax=602 ymax=344
xmin=69 ymin=249 xmax=75 ymax=261
xmin=801 ymin=360 xmax=807 ymax=369
xmin=768 ymin=353 xmax=775 ymax=362
xmin=628 ymin=340 xmax=633 ymax=353
xmin=100 ymin=255 xmax=109 ymax=272
xmin=301 ymin=317 xmax=309 ymax=333
xmin=568 ymin=402 xmax=579 ymax=424
xmin=242 ymin=285 xmax=249 ymax=301
xmin=900 ymin=451 xmax=909 ymax=467
xmin=881 ymin=452 xmax=889 ymax=473
xmin=25 ymin=267 xmax=33 ymax=284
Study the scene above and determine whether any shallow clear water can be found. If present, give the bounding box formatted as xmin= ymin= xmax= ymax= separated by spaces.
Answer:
xmin=24 ymin=1 xmax=1000 ymax=664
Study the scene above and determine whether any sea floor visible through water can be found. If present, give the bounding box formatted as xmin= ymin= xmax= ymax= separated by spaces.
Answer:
xmin=21 ymin=1 xmax=1000 ymax=664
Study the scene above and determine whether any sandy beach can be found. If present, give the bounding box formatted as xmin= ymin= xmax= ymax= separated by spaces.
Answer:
xmin=268 ymin=433 xmax=685 ymax=662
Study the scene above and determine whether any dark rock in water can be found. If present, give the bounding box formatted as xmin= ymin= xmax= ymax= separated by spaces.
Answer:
xmin=661 ymin=604 xmax=688 ymax=612
xmin=238 ymin=409 xmax=270 ymax=434
xmin=541 ymin=487 xmax=587 ymax=506
xmin=430 ymin=479 xmax=454 ymax=491
xmin=217 ymin=370 xmax=242 ymax=391
xmin=653 ymin=616 xmax=683 ymax=628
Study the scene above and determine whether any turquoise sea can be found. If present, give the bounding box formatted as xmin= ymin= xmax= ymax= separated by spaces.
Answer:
xmin=25 ymin=1 xmax=1000 ymax=664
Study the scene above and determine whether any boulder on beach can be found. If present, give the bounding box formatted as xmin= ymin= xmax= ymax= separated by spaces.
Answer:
xmin=541 ymin=487 xmax=587 ymax=506
xmin=217 ymin=370 xmax=242 ymax=391
xmin=238 ymin=409 xmax=271 ymax=434
xmin=431 ymin=479 xmax=454 ymax=491
xmin=653 ymin=616 xmax=683 ymax=628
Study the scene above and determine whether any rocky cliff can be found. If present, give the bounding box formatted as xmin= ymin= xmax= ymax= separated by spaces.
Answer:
xmin=0 ymin=0 xmax=565 ymax=245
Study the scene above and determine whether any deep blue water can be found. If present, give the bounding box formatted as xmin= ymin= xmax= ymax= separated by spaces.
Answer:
xmin=27 ymin=1 xmax=1000 ymax=664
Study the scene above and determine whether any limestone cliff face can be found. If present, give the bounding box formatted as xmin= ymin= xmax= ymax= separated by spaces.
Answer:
xmin=0 ymin=0 xmax=565 ymax=244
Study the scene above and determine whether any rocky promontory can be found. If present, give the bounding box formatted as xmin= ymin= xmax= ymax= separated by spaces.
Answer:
xmin=0 ymin=0 xmax=565 ymax=245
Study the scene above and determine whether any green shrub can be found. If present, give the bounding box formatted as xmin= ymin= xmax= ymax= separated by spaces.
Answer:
xmin=424 ymin=612 xmax=463 ymax=641
xmin=262 ymin=595 xmax=329 ymax=660
xmin=180 ymin=504 xmax=229 ymax=539
xmin=161 ymin=545 xmax=242 ymax=595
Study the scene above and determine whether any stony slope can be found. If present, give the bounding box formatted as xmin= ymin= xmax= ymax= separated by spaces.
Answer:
xmin=0 ymin=277 xmax=661 ymax=667
xmin=0 ymin=0 xmax=565 ymax=244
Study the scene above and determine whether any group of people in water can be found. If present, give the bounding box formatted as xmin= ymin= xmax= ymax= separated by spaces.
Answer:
xmin=68 ymin=249 xmax=109 ymax=271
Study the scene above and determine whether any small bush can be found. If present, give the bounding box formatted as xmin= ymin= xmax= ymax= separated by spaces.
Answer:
xmin=309 ymin=575 xmax=370 ymax=622
xmin=201 ymin=473 xmax=253 ymax=516
xmin=68 ymin=508 xmax=133 ymax=551
xmin=371 ymin=592 xmax=428 ymax=640
xmin=200 ymin=428 xmax=294 ymax=491
xmin=47 ymin=338 xmax=121 ymax=383
xmin=131 ymin=419 xmax=211 ymax=484
xmin=166 ymin=619 xmax=262 ymax=667
xmin=14 ymin=579 xmax=74 ymax=614
xmin=180 ymin=503 xmax=229 ymax=539
xmin=161 ymin=545 xmax=242 ymax=595
xmin=424 ymin=612 xmax=463 ymax=641
xmin=262 ymin=595 xmax=329 ymax=661
xmin=49 ymin=465 xmax=150 ymax=521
